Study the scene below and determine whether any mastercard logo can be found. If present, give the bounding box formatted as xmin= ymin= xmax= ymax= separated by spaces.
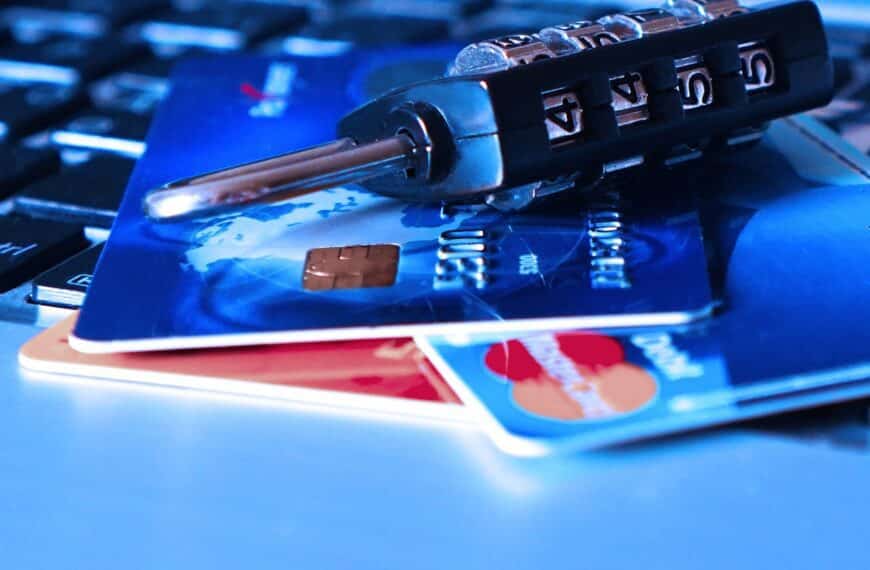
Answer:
xmin=484 ymin=332 xmax=658 ymax=421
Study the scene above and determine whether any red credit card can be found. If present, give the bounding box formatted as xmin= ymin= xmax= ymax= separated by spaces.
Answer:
xmin=20 ymin=314 xmax=468 ymax=422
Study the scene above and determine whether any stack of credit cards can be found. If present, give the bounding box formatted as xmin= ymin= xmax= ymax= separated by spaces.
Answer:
xmin=19 ymin=32 xmax=870 ymax=455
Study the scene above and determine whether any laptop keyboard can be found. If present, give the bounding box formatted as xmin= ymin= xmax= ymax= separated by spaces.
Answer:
xmin=0 ymin=0 xmax=864 ymax=324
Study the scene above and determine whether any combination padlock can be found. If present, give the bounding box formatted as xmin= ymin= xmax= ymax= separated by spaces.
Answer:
xmin=144 ymin=0 xmax=833 ymax=220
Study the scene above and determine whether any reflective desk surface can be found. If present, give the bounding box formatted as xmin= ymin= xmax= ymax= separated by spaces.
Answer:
xmin=0 ymin=320 xmax=868 ymax=569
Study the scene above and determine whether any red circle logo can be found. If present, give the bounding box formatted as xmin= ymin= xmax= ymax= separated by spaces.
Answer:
xmin=484 ymin=332 xmax=657 ymax=421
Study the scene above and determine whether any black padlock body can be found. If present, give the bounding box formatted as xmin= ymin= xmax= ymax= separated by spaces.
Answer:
xmin=339 ymin=0 xmax=832 ymax=201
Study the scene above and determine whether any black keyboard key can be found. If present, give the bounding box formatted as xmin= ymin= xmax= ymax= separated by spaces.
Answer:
xmin=345 ymin=0 xmax=490 ymax=20
xmin=89 ymin=61 xmax=170 ymax=115
xmin=2 ymin=1 xmax=169 ymax=42
xmin=452 ymin=7 xmax=616 ymax=41
xmin=14 ymin=154 xmax=134 ymax=228
xmin=0 ymin=36 xmax=147 ymax=84
xmin=119 ymin=57 xmax=173 ymax=79
xmin=132 ymin=4 xmax=309 ymax=52
xmin=0 ymin=83 xmax=85 ymax=141
xmin=300 ymin=14 xmax=449 ymax=46
xmin=451 ymin=8 xmax=566 ymax=42
xmin=31 ymin=241 xmax=103 ymax=308
xmin=0 ymin=216 xmax=87 ymax=292
xmin=260 ymin=36 xmax=353 ymax=58
xmin=0 ymin=145 xmax=60 ymax=199
xmin=50 ymin=110 xmax=149 ymax=158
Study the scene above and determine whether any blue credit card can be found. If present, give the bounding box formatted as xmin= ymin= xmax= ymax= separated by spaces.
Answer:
xmin=418 ymin=117 xmax=870 ymax=456
xmin=71 ymin=51 xmax=714 ymax=352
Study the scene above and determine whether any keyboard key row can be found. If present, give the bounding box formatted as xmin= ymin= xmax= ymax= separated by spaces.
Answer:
xmin=0 ymin=36 xmax=148 ymax=85
xmin=2 ymin=1 xmax=169 ymax=42
xmin=130 ymin=3 xmax=310 ymax=53
xmin=0 ymin=215 xmax=87 ymax=293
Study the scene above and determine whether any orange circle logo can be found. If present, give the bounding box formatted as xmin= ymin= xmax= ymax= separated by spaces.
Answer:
xmin=484 ymin=332 xmax=657 ymax=421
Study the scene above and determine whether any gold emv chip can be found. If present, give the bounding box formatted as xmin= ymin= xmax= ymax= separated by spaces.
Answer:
xmin=303 ymin=244 xmax=399 ymax=291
